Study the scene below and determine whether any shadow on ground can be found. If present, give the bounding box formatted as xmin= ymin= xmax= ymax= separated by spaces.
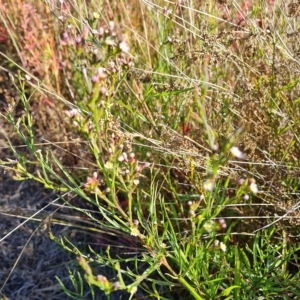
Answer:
xmin=0 ymin=171 xmax=138 ymax=300
xmin=0 ymin=171 xmax=75 ymax=299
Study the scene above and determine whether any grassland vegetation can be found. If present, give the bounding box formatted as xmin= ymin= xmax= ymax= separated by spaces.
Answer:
xmin=0 ymin=0 xmax=300 ymax=299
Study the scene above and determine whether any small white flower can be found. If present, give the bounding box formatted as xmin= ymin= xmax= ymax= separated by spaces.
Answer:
xmin=220 ymin=242 xmax=227 ymax=252
xmin=108 ymin=21 xmax=115 ymax=31
xmin=122 ymin=152 xmax=128 ymax=161
xmin=204 ymin=221 xmax=214 ymax=232
xmin=203 ymin=179 xmax=214 ymax=191
xmin=133 ymin=179 xmax=140 ymax=186
xmin=97 ymin=67 xmax=107 ymax=79
xmin=119 ymin=41 xmax=130 ymax=53
xmin=98 ymin=27 xmax=104 ymax=35
xmin=130 ymin=227 xmax=139 ymax=236
xmin=64 ymin=108 xmax=80 ymax=118
xmin=104 ymin=161 xmax=113 ymax=169
xmin=93 ymin=12 xmax=100 ymax=19
xmin=105 ymin=37 xmax=116 ymax=46
xmin=128 ymin=285 xmax=138 ymax=294
xmin=230 ymin=146 xmax=244 ymax=158
xmin=249 ymin=182 xmax=258 ymax=194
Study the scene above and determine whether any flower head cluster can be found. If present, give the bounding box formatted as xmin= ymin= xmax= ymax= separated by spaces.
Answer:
xmin=238 ymin=177 xmax=259 ymax=194
xmin=214 ymin=240 xmax=227 ymax=252
xmin=103 ymin=135 xmax=150 ymax=187
xmin=84 ymin=172 xmax=100 ymax=193
xmin=218 ymin=218 xmax=227 ymax=229
xmin=204 ymin=220 xmax=215 ymax=233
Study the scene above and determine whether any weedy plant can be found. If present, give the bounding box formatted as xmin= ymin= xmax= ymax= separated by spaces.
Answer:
xmin=1 ymin=0 xmax=300 ymax=299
